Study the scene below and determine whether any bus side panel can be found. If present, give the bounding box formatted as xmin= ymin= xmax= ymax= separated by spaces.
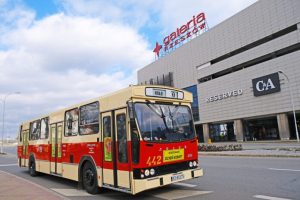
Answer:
xmin=61 ymin=142 xmax=101 ymax=167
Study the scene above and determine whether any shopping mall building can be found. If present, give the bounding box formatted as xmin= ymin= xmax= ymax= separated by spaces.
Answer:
xmin=137 ymin=0 xmax=300 ymax=142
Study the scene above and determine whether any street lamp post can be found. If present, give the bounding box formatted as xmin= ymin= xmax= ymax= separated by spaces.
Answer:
xmin=278 ymin=71 xmax=299 ymax=142
xmin=1 ymin=92 xmax=21 ymax=154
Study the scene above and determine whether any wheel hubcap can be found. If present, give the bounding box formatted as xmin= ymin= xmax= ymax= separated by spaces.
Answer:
xmin=84 ymin=169 xmax=94 ymax=186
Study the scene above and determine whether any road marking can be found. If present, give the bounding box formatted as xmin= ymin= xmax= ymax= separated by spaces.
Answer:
xmin=152 ymin=189 xmax=212 ymax=200
xmin=51 ymin=188 xmax=92 ymax=197
xmin=268 ymin=168 xmax=300 ymax=172
xmin=253 ymin=195 xmax=291 ymax=200
xmin=172 ymin=182 xmax=197 ymax=188
xmin=0 ymin=163 xmax=18 ymax=167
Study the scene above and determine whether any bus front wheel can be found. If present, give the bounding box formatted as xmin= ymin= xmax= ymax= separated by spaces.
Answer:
xmin=82 ymin=162 xmax=99 ymax=194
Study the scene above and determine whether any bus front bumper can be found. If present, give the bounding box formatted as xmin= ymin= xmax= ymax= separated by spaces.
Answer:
xmin=132 ymin=168 xmax=203 ymax=195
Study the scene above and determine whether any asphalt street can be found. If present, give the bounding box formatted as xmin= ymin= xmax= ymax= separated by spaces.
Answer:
xmin=0 ymin=146 xmax=299 ymax=200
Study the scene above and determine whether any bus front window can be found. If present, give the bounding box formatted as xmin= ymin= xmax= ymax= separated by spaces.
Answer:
xmin=134 ymin=103 xmax=195 ymax=142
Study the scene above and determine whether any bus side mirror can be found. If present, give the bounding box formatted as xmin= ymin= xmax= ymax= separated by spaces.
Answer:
xmin=128 ymin=102 xmax=135 ymax=120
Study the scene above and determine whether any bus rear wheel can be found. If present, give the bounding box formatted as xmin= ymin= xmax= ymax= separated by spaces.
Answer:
xmin=82 ymin=162 xmax=99 ymax=194
xmin=29 ymin=159 xmax=38 ymax=177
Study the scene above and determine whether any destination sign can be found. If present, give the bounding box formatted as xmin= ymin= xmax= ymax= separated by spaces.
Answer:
xmin=145 ymin=88 xmax=184 ymax=99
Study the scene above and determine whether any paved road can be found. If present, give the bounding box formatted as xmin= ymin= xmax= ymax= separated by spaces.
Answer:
xmin=1 ymin=147 xmax=299 ymax=200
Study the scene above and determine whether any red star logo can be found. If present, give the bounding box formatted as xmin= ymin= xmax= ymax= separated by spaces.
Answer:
xmin=153 ymin=42 xmax=162 ymax=57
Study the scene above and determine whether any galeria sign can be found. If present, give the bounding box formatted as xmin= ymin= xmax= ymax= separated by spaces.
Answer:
xmin=153 ymin=12 xmax=206 ymax=57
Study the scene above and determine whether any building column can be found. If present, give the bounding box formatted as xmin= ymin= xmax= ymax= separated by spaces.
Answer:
xmin=277 ymin=113 xmax=290 ymax=140
xmin=202 ymin=123 xmax=210 ymax=143
xmin=234 ymin=119 xmax=244 ymax=142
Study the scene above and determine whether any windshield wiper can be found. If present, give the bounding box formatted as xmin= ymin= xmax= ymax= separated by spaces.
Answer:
xmin=145 ymin=101 xmax=172 ymax=134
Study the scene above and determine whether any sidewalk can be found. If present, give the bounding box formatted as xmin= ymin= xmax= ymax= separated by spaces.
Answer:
xmin=198 ymin=141 xmax=300 ymax=158
xmin=0 ymin=170 xmax=67 ymax=200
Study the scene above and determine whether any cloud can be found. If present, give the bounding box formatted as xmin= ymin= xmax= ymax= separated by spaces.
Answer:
xmin=57 ymin=0 xmax=257 ymax=43
xmin=0 ymin=2 xmax=152 ymax=138
xmin=0 ymin=0 xmax=257 ymax=139
xmin=2 ymin=13 xmax=152 ymax=73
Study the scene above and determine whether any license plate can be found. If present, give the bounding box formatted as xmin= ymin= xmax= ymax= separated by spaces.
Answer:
xmin=171 ymin=174 xmax=184 ymax=182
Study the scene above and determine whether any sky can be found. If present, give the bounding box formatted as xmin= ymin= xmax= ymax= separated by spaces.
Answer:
xmin=0 ymin=0 xmax=257 ymax=140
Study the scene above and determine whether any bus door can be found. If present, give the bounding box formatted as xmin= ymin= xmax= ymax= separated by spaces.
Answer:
xmin=102 ymin=109 xmax=131 ymax=190
xmin=21 ymin=130 xmax=29 ymax=167
xmin=50 ymin=122 xmax=63 ymax=175
xmin=114 ymin=108 xmax=130 ymax=189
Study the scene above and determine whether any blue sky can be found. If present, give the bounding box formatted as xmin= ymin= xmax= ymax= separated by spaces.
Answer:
xmin=0 ymin=0 xmax=256 ymax=140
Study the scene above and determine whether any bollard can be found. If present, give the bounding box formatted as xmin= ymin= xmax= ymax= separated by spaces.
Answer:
xmin=208 ymin=138 xmax=212 ymax=144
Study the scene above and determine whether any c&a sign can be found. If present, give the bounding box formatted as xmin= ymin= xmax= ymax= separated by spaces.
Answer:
xmin=252 ymin=73 xmax=281 ymax=97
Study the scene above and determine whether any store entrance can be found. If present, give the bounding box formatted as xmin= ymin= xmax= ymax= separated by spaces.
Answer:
xmin=244 ymin=117 xmax=279 ymax=141
xmin=209 ymin=122 xmax=235 ymax=142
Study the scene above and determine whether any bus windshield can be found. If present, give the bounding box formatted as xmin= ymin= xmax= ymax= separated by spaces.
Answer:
xmin=134 ymin=103 xmax=195 ymax=142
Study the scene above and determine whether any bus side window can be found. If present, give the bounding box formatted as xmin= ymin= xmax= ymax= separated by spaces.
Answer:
xmin=79 ymin=102 xmax=99 ymax=135
xmin=40 ymin=117 xmax=49 ymax=139
xmin=103 ymin=116 xmax=112 ymax=162
xmin=30 ymin=120 xmax=41 ymax=140
xmin=19 ymin=125 xmax=23 ymax=142
xmin=117 ymin=114 xmax=127 ymax=163
xmin=64 ymin=108 xmax=79 ymax=136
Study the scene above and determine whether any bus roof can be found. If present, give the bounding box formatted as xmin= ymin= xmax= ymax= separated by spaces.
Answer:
xmin=20 ymin=85 xmax=192 ymax=126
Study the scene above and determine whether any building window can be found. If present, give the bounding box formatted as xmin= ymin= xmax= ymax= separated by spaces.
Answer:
xmin=183 ymin=85 xmax=199 ymax=121
xmin=65 ymin=108 xmax=79 ymax=136
xmin=209 ymin=122 xmax=235 ymax=142
xmin=244 ymin=117 xmax=279 ymax=141
xmin=79 ymin=102 xmax=99 ymax=135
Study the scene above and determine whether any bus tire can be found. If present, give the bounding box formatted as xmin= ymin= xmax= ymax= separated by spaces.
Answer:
xmin=82 ymin=161 xmax=99 ymax=194
xmin=29 ymin=158 xmax=38 ymax=177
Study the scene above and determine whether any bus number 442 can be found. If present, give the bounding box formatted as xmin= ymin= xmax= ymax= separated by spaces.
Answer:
xmin=146 ymin=156 xmax=162 ymax=166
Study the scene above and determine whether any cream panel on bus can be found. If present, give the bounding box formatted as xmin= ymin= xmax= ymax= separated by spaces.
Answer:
xmin=97 ymin=168 xmax=103 ymax=187
xmin=117 ymin=170 xmax=131 ymax=188
xmin=49 ymin=162 xmax=63 ymax=174
xmin=62 ymin=163 xmax=78 ymax=181
xmin=37 ymin=160 xmax=50 ymax=174
xmin=133 ymin=168 xmax=203 ymax=194
xmin=103 ymin=169 xmax=114 ymax=185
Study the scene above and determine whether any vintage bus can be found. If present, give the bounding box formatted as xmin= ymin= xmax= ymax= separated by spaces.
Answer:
xmin=17 ymin=85 xmax=203 ymax=195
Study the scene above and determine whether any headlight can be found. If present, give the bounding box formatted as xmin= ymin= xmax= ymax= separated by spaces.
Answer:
xmin=193 ymin=161 xmax=197 ymax=167
xmin=145 ymin=169 xmax=150 ymax=176
xmin=150 ymin=168 xmax=155 ymax=176
xmin=189 ymin=161 xmax=193 ymax=168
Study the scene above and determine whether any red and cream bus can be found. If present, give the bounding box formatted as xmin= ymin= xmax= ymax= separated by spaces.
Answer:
xmin=17 ymin=85 xmax=203 ymax=195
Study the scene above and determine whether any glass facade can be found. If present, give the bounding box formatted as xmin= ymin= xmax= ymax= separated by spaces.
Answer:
xmin=183 ymin=85 xmax=199 ymax=121
xmin=143 ymin=72 xmax=174 ymax=87
xmin=209 ymin=122 xmax=235 ymax=142
xmin=244 ymin=117 xmax=279 ymax=141
xmin=288 ymin=113 xmax=300 ymax=139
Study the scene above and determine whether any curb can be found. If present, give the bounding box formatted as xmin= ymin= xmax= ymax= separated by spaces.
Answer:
xmin=198 ymin=152 xmax=300 ymax=158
